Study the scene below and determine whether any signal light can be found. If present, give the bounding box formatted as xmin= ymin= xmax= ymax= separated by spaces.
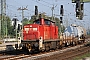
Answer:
xmin=80 ymin=12 xmax=83 ymax=20
xmin=35 ymin=6 xmax=38 ymax=15
xmin=60 ymin=17 xmax=63 ymax=23
xmin=60 ymin=5 xmax=64 ymax=16
xmin=60 ymin=20 xmax=63 ymax=24
xmin=76 ymin=2 xmax=79 ymax=9
xmin=18 ymin=24 xmax=21 ymax=31
xmin=81 ymin=3 xmax=84 ymax=10
xmin=76 ymin=11 xmax=80 ymax=17
xmin=14 ymin=19 xmax=17 ymax=26
xmin=13 ymin=19 xmax=17 ymax=29
xmin=80 ymin=3 xmax=84 ymax=20
xmin=73 ymin=0 xmax=84 ymax=20
xmin=76 ymin=0 xmax=80 ymax=11
xmin=60 ymin=17 xmax=62 ymax=20
xmin=17 ymin=24 xmax=21 ymax=33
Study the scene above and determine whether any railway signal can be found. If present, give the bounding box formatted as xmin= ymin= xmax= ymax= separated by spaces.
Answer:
xmin=13 ymin=18 xmax=17 ymax=30
xmin=60 ymin=5 xmax=64 ymax=24
xmin=81 ymin=3 xmax=84 ymax=10
xmin=72 ymin=0 xmax=84 ymax=20
xmin=17 ymin=24 xmax=21 ymax=31
xmin=75 ymin=0 xmax=84 ymax=20
xmin=60 ymin=5 xmax=64 ymax=16
xmin=76 ymin=0 xmax=80 ymax=17
xmin=35 ymin=6 xmax=38 ymax=16
xmin=79 ymin=3 xmax=84 ymax=20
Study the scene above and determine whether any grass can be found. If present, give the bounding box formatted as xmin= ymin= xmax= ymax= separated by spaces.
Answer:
xmin=73 ymin=51 xmax=90 ymax=60
xmin=73 ymin=42 xmax=90 ymax=60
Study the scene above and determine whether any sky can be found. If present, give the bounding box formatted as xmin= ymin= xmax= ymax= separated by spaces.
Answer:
xmin=5 ymin=0 xmax=90 ymax=30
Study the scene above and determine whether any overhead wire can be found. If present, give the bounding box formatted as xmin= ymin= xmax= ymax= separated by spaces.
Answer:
xmin=31 ymin=0 xmax=54 ymax=16
xmin=32 ymin=0 xmax=51 ymax=8
xmin=39 ymin=0 xmax=53 ymax=5
xmin=6 ymin=0 xmax=22 ymax=18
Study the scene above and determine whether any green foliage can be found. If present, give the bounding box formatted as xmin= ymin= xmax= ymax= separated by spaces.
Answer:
xmin=8 ymin=26 xmax=16 ymax=37
xmin=54 ymin=17 xmax=65 ymax=35
xmin=82 ymin=0 xmax=90 ymax=2
xmin=6 ymin=16 xmax=16 ymax=37
xmin=22 ymin=18 xmax=29 ymax=26
xmin=73 ymin=52 xmax=90 ymax=60
xmin=29 ymin=19 xmax=34 ymax=24
xmin=31 ymin=15 xmax=37 ymax=20
xmin=29 ymin=15 xmax=37 ymax=24
xmin=0 ymin=16 xmax=16 ymax=38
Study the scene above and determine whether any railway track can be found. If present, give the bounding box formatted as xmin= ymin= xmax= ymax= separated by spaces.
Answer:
xmin=34 ymin=44 xmax=90 ymax=60
xmin=0 ymin=43 xmax=89 ymax=60
xmin=0 ymin=38 xmax=90 ymax=60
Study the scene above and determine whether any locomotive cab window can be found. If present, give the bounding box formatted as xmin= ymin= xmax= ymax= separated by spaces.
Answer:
xmin=44 ymin=20 xmax=50 ymax=25
xmin=34 ymin=20 xmax=40 ymax=24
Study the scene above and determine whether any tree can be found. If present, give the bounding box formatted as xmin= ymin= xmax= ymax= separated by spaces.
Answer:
xmin=0 ymin=15 xmax=12 ymax=38
xmin=29 ymin=15 xmax=36 ymax=24
xmin=53 ymin=17 xmax=65 ymax=35
xmin=22 ymin=18 xmax=29 ymax=26
xmin=6 ymin=16 xmax=16 ymax=37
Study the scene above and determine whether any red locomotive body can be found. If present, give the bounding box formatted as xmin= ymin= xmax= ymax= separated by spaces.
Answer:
xmin=23 ymin=18 xmax=58 ymax=41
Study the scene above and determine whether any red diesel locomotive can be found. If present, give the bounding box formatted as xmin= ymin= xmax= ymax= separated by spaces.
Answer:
xmin=21 ymin=17 xmax=60 ymax=52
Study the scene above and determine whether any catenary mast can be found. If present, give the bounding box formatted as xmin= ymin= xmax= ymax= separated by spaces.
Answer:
xmin=0 ymin=0 xmax=6 ymax=39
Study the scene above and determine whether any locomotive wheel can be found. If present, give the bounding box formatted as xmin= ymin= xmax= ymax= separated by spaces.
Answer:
xmin=65 ymin=43 xmax=68 ymax=47
xmin=57 ymin=45 xmax=60 ymax=49
xmin=74 ymin=42 xmax=76 ymax=46
xmin=22 ymin=46 xmax=27 ymax=51
xmin=71 ymin=42 xmax=76 ymax=46
xmin=45 ymin=43 xmax=50 ymax=51
xmin=83 ymin=40 xmax=85 ymax=43
xmin=45 ymin=46 xmax=50 ymax=51
xmin=59 ymin=45 xmax=62 ymax=49
xmin=70 ymin=42 xmax=73 ymax=46
xmin=75 ymin=41 xmax=78 ymax=46
xmin=73 ymin=42 xmax=76 ymax=46
xmin=82 ymin=40 xmax=85 ymax=43
xmin=56 ymin=41 xmax=60 ymax=49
